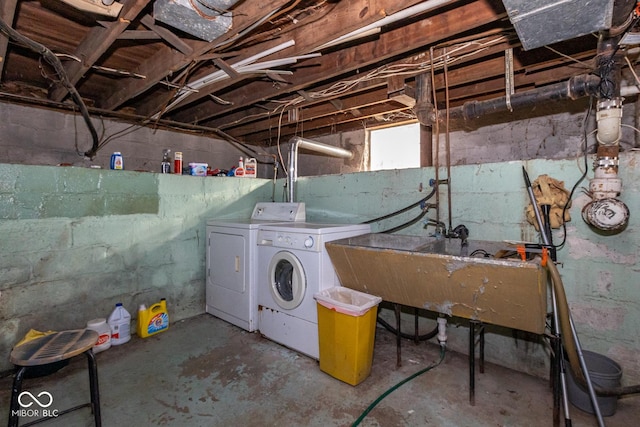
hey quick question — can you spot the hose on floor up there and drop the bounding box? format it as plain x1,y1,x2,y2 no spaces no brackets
546,260,640,397
352,345,446,426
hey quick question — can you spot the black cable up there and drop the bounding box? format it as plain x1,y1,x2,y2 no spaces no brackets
556,97,594,250
362,187,437,224
0,18,100,159
376,315,439,341
380,208,429,234
469,249,492,258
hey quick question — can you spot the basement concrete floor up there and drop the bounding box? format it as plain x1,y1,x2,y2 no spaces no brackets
1,313,638,426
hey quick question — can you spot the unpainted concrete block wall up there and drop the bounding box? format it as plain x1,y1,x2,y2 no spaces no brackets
0,103,254,174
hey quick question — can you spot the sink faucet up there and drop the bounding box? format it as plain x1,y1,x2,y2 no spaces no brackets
449,224,469,256
423,218,447,239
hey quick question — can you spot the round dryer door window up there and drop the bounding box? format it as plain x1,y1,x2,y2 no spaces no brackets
268,251,306,310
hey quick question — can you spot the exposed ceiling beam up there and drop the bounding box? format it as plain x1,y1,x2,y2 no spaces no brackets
139,14,193,56
173,0,504,126
145,0,436,117
98,0,295,111
0,0,18,80
49,0,150,102
228,56,594,142
136,0,435,118
208,33,518,133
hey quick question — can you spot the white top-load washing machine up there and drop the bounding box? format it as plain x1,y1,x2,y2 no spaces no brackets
257,222,371,359
206,202,305,332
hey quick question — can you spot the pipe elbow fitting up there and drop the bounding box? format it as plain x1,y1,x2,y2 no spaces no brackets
596,98,623,145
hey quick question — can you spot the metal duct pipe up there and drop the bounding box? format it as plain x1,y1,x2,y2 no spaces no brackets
287,137,353,202
442,74,601,122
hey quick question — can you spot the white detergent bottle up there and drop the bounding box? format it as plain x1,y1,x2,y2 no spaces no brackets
108,303,132,345
244,158,257,178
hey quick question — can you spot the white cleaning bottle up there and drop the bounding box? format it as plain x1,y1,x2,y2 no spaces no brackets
108,303,132,345
234,156,245,177
244,158,257,178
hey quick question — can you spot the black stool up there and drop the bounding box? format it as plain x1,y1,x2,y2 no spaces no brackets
8,329,101,427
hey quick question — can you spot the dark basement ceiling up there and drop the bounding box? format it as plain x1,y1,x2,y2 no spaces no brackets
0,0,638,152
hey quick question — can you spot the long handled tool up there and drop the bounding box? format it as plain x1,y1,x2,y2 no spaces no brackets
523,167,584,426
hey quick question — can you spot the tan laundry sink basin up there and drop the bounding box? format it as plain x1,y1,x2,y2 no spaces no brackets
325,233,547,334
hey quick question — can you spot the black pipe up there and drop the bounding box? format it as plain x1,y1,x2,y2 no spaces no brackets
363,186,436,224
0,18,100,159
376,314,439,342
444,74,601,123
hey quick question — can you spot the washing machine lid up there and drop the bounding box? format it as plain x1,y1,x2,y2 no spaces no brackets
259,222,370,235
251,202,306,221
206,202,306,227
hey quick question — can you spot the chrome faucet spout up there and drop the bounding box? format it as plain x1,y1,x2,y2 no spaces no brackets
449,224,469,256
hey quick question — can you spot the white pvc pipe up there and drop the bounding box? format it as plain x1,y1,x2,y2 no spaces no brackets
153,40,297,118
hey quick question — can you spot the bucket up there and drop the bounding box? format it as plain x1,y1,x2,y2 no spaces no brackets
86,318,111,353
566,350,622,416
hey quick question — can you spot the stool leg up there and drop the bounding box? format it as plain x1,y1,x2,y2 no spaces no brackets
9,366,27,427
85,350,101,427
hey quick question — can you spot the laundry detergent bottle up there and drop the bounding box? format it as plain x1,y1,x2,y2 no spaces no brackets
108,303,132,345
137,298,169,338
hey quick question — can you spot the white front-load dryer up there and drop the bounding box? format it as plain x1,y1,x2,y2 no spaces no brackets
205,202,305,332
257,222,370,359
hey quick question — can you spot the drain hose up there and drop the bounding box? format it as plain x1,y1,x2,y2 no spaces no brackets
352,345,446,426
546,261,640,397
376,315,439,341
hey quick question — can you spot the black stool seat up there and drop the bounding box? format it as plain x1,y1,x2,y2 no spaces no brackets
8,329,101,427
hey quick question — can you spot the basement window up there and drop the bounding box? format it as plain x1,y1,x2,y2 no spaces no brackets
369,122,420,170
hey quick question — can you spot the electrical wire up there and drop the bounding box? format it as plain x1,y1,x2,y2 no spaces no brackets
555,96,594,250
0,18,100,159
222,34,510,129
352,345,446,427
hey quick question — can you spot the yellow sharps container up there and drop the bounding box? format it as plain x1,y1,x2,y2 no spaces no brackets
314,287,382,386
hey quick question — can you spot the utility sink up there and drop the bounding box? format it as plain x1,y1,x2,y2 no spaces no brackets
325,233,548,334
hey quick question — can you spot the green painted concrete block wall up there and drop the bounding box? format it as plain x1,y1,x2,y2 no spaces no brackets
2,156,639,384
0,164,272,371
299,155,640,383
